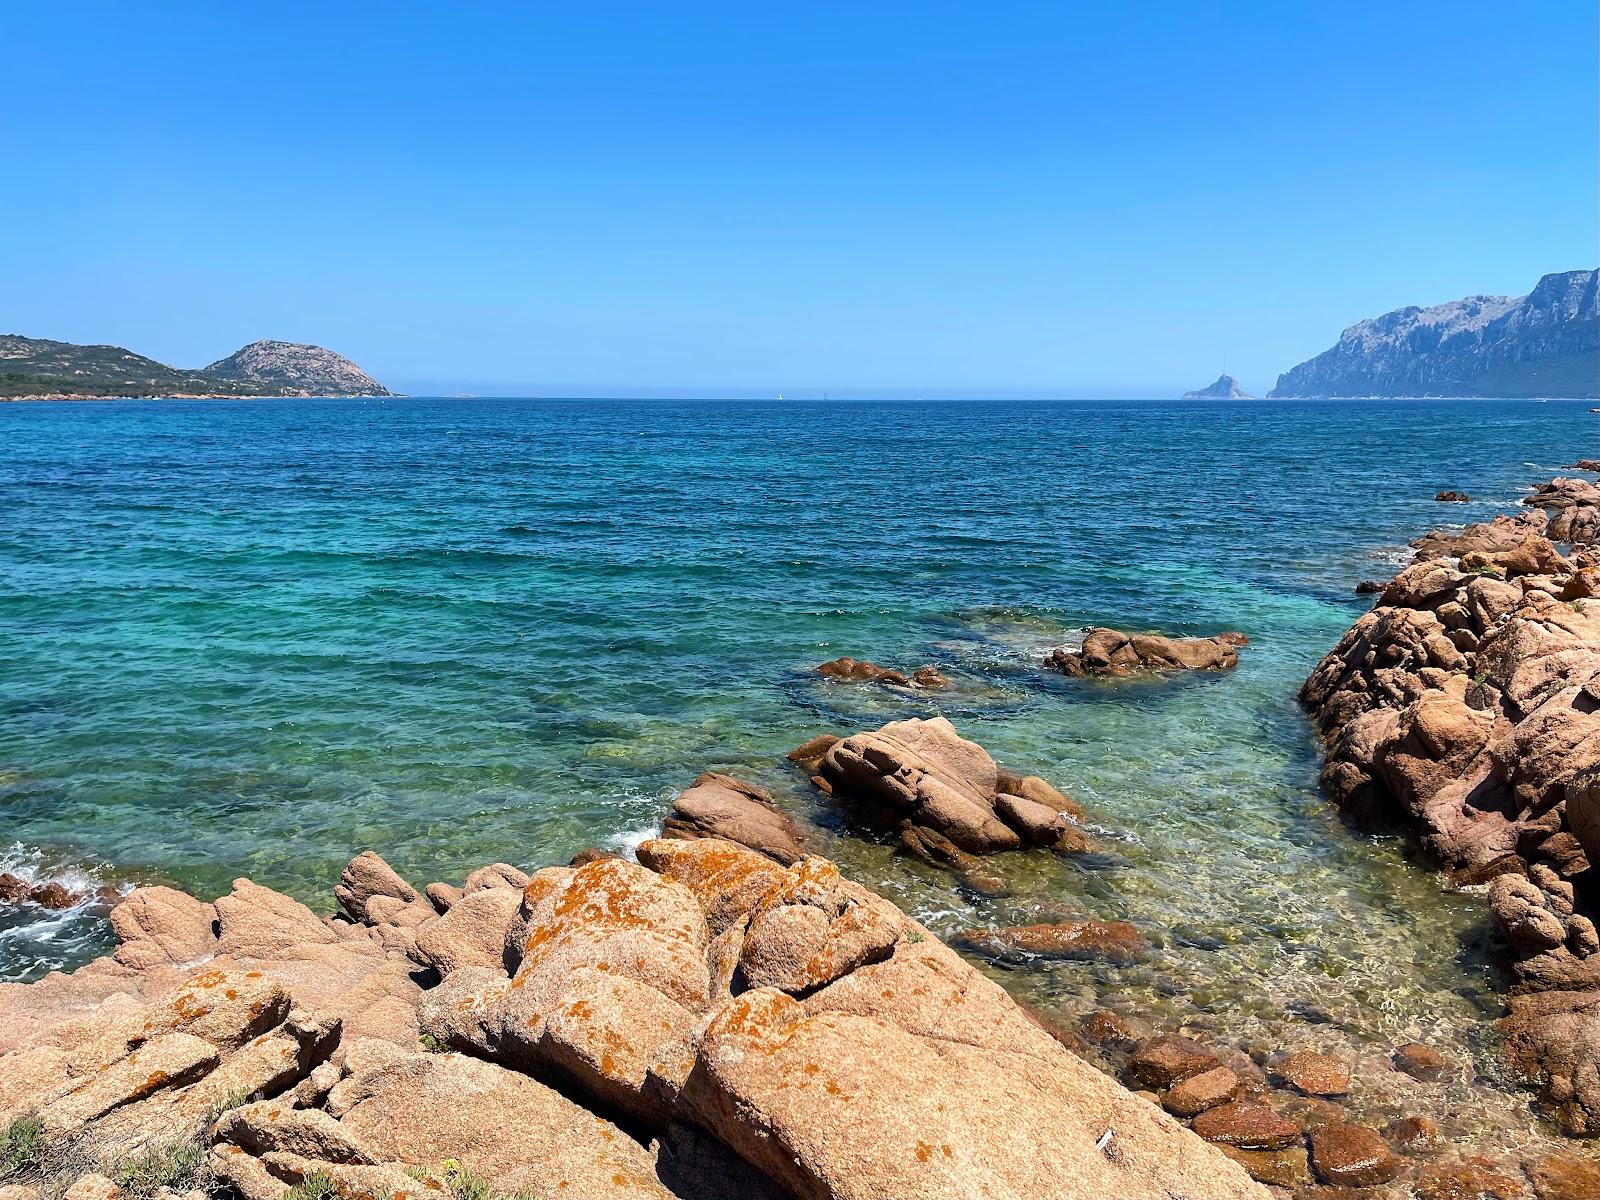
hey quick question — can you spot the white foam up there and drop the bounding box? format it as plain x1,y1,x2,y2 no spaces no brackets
602,824,662,862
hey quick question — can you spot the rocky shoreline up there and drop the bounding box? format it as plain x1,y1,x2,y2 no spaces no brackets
1301,468,1600,1138
0,767,1267,1200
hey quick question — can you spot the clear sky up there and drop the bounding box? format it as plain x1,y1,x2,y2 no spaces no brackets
3,2,1594,397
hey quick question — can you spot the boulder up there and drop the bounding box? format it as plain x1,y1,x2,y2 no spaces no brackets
1436,491,1472,502
411,886,521,976
109,887,219,971
682,986,1263,1200
807,716,1088,858
332,852,418,923
328,1050,673,1197
662,772,807,864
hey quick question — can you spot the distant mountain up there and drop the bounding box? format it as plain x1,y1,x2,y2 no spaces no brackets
1183,374,1252,399
1269,269,1598,398
0,334,392,399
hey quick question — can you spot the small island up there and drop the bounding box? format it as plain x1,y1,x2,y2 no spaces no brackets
1182,374,1253,399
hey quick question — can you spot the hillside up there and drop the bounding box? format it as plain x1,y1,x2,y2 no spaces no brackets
1269,269,1598,398
0,334,392,399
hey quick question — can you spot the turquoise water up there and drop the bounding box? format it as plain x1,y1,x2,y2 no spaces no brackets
2,396,1597,1153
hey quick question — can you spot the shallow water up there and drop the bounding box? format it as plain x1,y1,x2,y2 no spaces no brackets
2,396,1597,1169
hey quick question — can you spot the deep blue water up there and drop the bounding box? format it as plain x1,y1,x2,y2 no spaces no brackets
1,397,1595,1147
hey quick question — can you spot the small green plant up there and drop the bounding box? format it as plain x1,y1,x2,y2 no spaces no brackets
205,1088,255,1127
0,1116,44,1181
113,1139,211,1200
418,1031,444,1052
1471,668,1491,687
283,1170,339,1200
441,1160,494,1200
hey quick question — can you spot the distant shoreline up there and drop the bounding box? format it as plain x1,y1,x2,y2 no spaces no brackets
2,392,1595,404
0,392,403,402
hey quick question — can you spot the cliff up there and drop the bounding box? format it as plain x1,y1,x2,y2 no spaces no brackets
1270,269,1599,398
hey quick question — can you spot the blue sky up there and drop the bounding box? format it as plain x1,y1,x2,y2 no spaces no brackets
3,2,1594,397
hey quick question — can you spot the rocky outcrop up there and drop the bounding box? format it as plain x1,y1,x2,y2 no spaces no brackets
1301,470,1600,1133
1527,477,1600,546
1269,268,1599,398
796,716,1089,861
0,840,1265,1200
200,341,391,398
1046,627,1248,677
1183,374,1253,399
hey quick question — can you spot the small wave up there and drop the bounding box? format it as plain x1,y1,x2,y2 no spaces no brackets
0,843,126,982
602,824,662,861
0,841,114,900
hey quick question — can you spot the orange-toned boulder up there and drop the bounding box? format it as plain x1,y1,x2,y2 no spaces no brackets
662,772,807,864
0,834,1267,1200
805,715,1087,857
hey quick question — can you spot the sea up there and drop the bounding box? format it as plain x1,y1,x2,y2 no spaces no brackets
2,395,1595,1157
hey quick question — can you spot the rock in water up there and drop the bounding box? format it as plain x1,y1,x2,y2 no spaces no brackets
200,339,392,397
1046,627,1247,676
1183,374,1253,399
954,919,1148,965
802,715,1089,856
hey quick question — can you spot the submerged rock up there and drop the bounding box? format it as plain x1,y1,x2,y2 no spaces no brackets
1393,1041,1454,1082
1124,1035,1223,1091
1163,1065,1242,1117
1275,1050,1351,1097
1046,627,1248,677
1307,1121,1401,1186
1191,1101,1304,1151
814,655,950,689
953,919,1148,965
